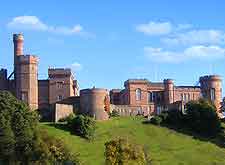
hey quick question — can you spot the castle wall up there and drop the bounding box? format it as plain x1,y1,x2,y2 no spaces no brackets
54,103,74,122
80,88,109,120
38,80,49,109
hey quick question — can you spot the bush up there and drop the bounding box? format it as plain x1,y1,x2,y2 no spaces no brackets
68,115,96,140
58,113,76,123
105,138,151,165
110,110,120,118
186,99,221,136
149,116,162,125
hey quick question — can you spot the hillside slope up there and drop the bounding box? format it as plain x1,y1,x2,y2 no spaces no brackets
40,117,225,165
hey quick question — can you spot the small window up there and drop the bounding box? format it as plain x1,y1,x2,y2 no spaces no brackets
57,82,63,89
148,92,154,103
57,95,63,101
210,88,216,101
188,93,190,101
181,94,183,101
136,88,141,101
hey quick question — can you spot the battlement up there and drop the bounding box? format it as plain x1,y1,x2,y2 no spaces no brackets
17,55,38,64
80,87,108,94
124,79,149,86
164,79,173,84
48,68,72,78
200,75,222,82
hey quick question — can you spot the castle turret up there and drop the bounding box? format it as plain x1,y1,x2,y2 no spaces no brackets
199,75,222,112
80,88,109,120
164,79,174,105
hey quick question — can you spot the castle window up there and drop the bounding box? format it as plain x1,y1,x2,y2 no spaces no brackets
184,94,187,102
188,93,190,101
57,82,63,89
210,88,216,101
57,95,63,101
181,94,183,101
136,88,141,101
148,92,154,103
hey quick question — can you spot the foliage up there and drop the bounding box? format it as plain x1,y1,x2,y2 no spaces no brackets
68,115,96,140
110,110,120,118
58,113,76,123
186,99,221,136
105,138,151,165
149,116,162,125
0,91,79,164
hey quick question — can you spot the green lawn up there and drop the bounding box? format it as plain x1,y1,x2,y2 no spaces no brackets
40,117,225,165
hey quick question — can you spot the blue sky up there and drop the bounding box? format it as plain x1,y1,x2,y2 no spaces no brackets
0,0,224,96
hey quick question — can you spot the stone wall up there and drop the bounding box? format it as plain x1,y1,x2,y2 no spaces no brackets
54,103,74,122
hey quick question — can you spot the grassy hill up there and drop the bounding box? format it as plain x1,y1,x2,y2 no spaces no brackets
40,117,225,165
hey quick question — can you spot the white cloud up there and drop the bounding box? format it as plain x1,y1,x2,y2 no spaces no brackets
7,16,48,31
71,62,82,71
7,16,89,36
162,30,225,45
144,45,225,63
136,21,172,36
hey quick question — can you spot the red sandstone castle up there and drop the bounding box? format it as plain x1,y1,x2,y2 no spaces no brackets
0,34,223,121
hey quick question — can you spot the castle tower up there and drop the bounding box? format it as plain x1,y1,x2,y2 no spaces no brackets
13,34,38,110
199,75,222,112
164,79,174,105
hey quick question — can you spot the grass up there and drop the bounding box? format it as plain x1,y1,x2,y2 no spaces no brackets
40,117,225,165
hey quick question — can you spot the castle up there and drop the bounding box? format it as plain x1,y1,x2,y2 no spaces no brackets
0,34,223,121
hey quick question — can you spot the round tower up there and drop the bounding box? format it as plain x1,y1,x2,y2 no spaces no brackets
13,33,24,57
164,79,174,105
199,75,222,112
80,88,109,120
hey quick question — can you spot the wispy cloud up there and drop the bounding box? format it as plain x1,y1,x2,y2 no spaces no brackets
136,21,172,36
144,45,225,63
162,30,225,45
71,62,82,71
7,16,93,37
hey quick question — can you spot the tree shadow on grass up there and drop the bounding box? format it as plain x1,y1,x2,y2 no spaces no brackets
46,123,71,133
142,121,225,148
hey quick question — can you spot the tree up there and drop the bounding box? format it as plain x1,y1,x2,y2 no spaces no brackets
105,138,151,165
186,99,221,136
0,91,80,164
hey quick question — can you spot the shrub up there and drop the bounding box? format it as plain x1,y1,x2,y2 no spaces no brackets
110,110,120,118
149,116,162,125
68,115,96,140
58,113,76,123
159,112,169,121
186,99,221,136
105,138,151,165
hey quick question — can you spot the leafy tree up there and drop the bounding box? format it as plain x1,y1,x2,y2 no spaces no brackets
68,115,96,140
105,138,151,165
0,91,80,164
186,99,221,136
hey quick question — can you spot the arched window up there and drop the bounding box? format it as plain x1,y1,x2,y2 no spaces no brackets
136,88,141,101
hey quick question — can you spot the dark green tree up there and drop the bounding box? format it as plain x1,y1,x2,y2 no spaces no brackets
186,99,221,136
